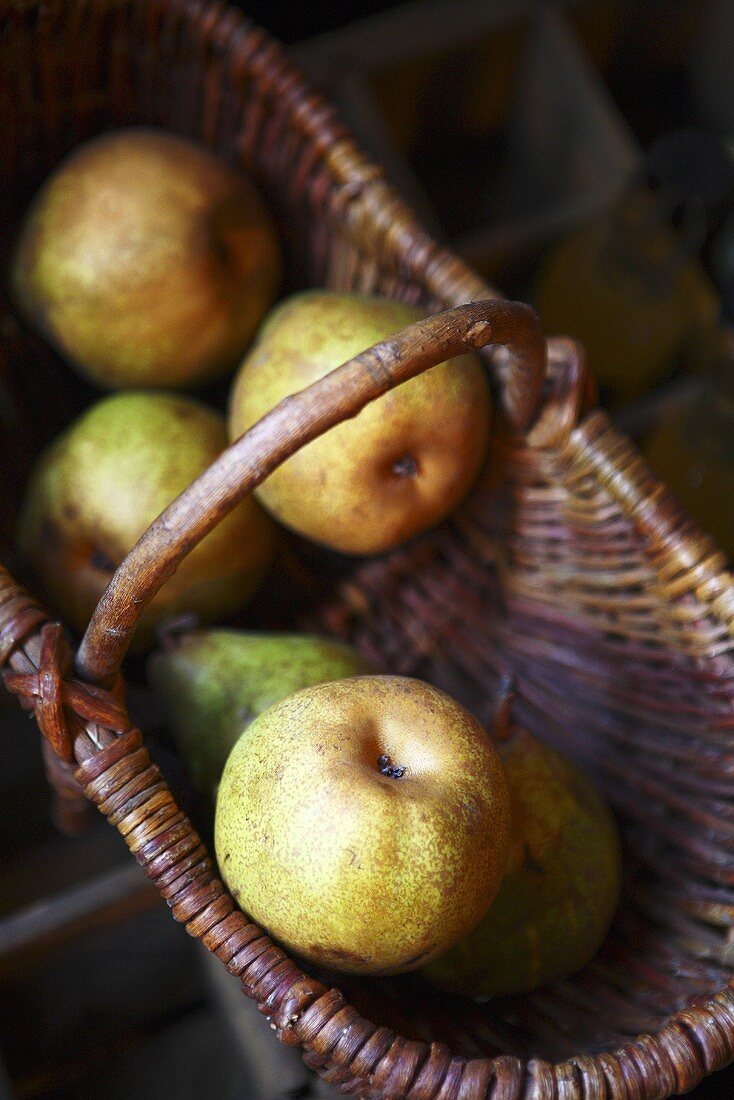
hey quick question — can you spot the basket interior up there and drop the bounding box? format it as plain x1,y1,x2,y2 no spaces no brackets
2,0,734,1071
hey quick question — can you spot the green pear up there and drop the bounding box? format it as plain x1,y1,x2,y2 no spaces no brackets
148,629,373,799
17,391,276,646
228,290,492,555
12,127,280,390
422,725,622,998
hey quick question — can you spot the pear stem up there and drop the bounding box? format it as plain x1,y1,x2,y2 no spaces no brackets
76,299,545,687
377,754,405,778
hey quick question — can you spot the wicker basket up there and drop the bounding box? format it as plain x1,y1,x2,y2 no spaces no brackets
3,2,734,1097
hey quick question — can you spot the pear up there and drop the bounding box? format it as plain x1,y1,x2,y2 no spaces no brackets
12,127,280,390
422,725,622,998
228,290,492,555
17,391,276,646
148,629,374,799
215,675,511,975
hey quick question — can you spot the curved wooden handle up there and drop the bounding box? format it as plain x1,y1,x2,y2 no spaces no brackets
76,299,546,686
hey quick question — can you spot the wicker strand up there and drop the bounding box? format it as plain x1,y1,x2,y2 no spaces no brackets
0,564,47,667
0,566,96,829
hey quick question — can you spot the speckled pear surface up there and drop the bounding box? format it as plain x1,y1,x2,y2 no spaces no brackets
215,675,511,975
12,127,280,390
148,629,373,799
17,391,275,645
423,726,622,998
227,291,492,555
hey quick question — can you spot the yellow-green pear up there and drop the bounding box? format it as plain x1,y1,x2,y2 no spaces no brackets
12,127,280,390
423,725,622,998
148,629,373,800
228,291,491,555
215,675,511,975
17,391,276,645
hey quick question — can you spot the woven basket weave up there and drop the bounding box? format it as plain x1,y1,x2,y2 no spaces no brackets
3,2,734,1097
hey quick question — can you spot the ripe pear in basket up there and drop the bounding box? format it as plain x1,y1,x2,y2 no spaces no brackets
215,674,511,976
12,127,281,391
228,290,493,554
148,627,375,801
423,719,622,999
16,390,276,645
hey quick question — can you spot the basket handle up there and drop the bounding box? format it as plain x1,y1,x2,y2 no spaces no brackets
76,299,545,686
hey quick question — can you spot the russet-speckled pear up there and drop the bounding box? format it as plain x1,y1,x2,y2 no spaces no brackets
423,725,622,997
148,629,373,801
227,291,492,555
17,391,276,645
12,127,280,390
214,675,511,976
